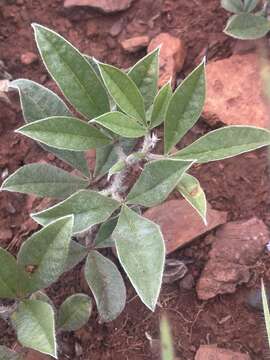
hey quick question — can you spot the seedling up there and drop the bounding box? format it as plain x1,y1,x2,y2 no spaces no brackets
222,0,270,39
1,24,270,358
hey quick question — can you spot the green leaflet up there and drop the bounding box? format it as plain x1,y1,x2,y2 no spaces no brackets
84,251,126,322
224,13,270,39
57,294,92,331
12,300,56,358
262,279,270,350
221,0,244,13
94,217,117,248
150,82,172,129
1,163,89,199
91,111,147,138
16,116,111,151
176,173,207,224
17,216,74,292
11,79,89,177
128,48,159,110
94,138,136,178
112,206,165,311
65,240,88,272
0,346,23,360
171,126,270,163
126,159,193,207
0,248,30,299
31,190,120,234
33,24,110,119
164,59,205,154
99,63,146,123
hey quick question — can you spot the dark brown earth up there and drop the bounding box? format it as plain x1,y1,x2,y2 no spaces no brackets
1,0,270,359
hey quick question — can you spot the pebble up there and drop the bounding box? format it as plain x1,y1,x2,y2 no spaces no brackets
20,52,38,65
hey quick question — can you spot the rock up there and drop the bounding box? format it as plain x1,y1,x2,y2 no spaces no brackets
147,33,186,87
121,36,150,53
144,199,227,254
0,229,13,242
195,345,250,360
110,19,124,37
20,52,38,65
63,0,135,13
203,53,270,128
196,218,269,300
179,273,195,290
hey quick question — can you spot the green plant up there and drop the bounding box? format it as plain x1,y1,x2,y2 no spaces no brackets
222,0,270,39
1,24,270,358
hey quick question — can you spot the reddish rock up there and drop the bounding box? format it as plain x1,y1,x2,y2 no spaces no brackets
196,218,269,300
0,229,13,242
63,0,135,13
121,36,150,53
20,52,38,65
143,199,227,254
203,53,270,128
148,33,186,87
195,345,251,360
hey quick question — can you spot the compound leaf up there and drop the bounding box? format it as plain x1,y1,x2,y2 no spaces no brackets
224,13,270,39
17,216,73,292
33,24,110,119
128,48,159,110
57,294,92,331
176,173,207,224
92,111,147,138
11,299,56,358
150,82,172,129
164,60,205,154
99,63,146,123
112,206,165,311
32,190,120,234
84,251,126,322
1,163,88,199
17,116,111,151
127,159,193,207
172,126,270,163
11,79,89,177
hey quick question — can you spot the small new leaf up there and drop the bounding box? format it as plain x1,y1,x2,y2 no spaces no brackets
150,82,172,129
12,300,56,358
172,126,270,163
127,159,193,207
92,111,147,138
128,48,159,110
16,116,111,151
57,294,92,331
164,59,205,154
112,206,165,311
1,163,89,199
176,173,207,224
99,63,146,123
32,190,120,234
17,216,74,292
84,251,126,322
32,24,110,119
224,13,270,39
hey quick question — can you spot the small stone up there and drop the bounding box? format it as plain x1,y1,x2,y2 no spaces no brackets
144,199,227,254
148,33,186,87
86,20,98,36
195,345,251,360
196,218,269,300
20,52,38,65
0,229,13,242
203,53,270,128
179,273,195,290
110,20,124,37
64,0,135,13
121,36,150,53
